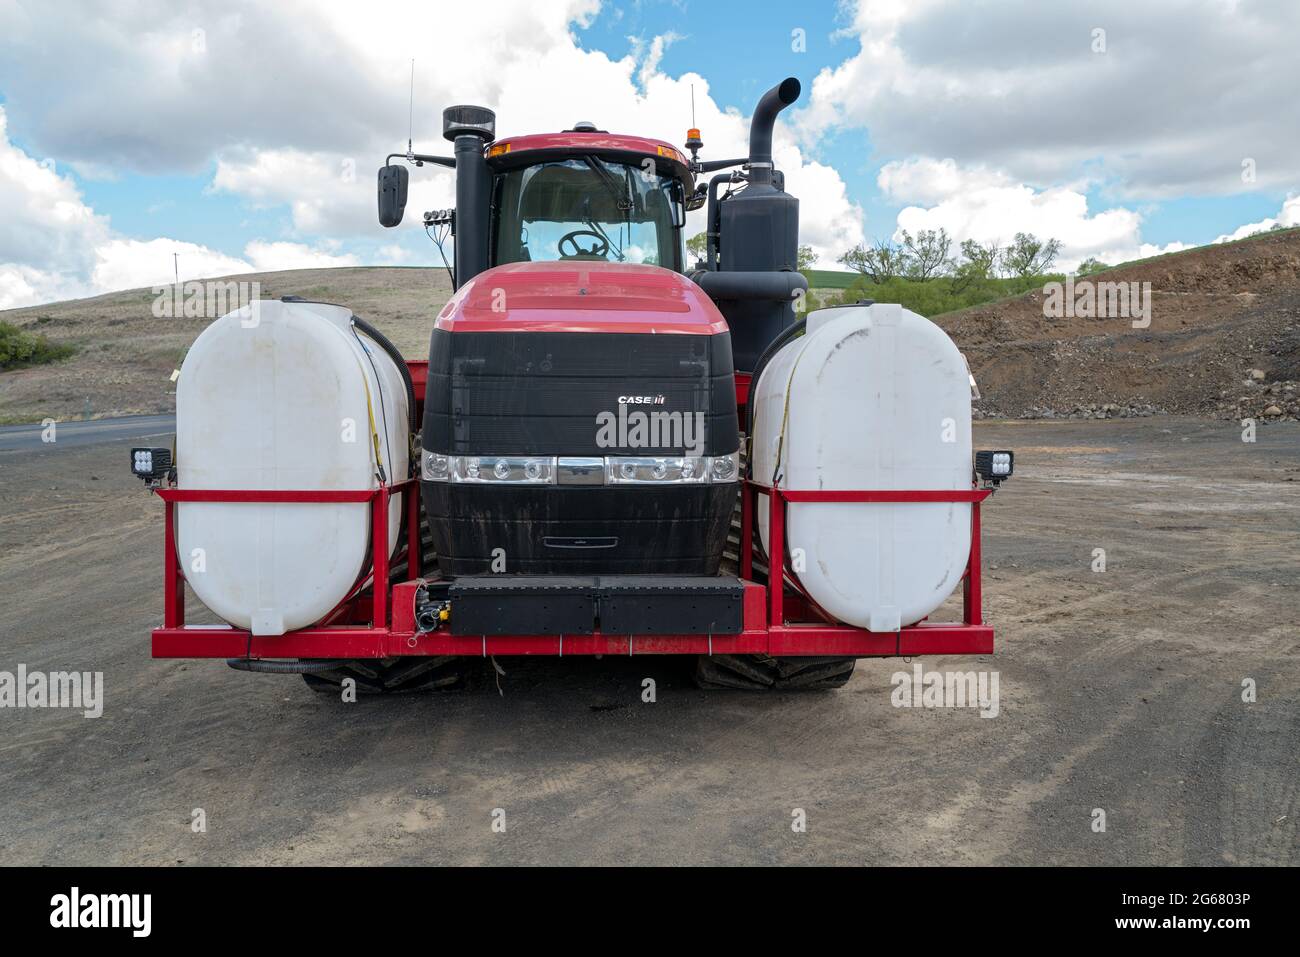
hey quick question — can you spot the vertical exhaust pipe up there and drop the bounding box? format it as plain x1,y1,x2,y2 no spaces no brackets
698,76,804,370
747,77,800,186
443,105,496,287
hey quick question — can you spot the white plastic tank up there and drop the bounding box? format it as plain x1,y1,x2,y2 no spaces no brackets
751,302,972,631
175,300,410,635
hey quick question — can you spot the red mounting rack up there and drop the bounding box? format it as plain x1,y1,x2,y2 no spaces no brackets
153,479,421,657
738,481,992,657
150,475,993,661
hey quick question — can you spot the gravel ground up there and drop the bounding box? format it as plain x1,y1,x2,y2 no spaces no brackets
0,417,1296,865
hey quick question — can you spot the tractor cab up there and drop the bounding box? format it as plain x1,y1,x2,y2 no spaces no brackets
484,132,694,272
376,81,804,370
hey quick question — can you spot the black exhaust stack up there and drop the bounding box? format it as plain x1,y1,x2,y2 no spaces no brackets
692,78,805,371
444,105,496,287
746,76,800,187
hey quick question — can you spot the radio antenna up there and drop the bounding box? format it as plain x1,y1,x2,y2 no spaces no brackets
407,59,415,158
690,84,696,127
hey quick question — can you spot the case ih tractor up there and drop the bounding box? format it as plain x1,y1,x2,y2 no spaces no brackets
139,77,1012,692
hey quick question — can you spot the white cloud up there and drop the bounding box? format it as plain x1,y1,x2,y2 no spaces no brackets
208,30,863,257
803,0,1300,197
211,149,358,234
878,159,1014,208
879,157,1184,270
91,238,251,293
0,267,38,309
0,0,601,173
244,241,358,271
780,155,865,263
212,147,455,238
0,107,108,294
0,102,371,305
84,238,363,294
633,31,685,89
1214,195,1300,243
0,264,84,311
0,1,865,264
376,244,414,265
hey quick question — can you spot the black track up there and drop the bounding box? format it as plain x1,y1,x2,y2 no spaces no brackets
693,654,856,691
301,657,472,694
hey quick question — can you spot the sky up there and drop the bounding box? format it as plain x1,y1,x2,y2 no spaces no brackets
1,0,1298,309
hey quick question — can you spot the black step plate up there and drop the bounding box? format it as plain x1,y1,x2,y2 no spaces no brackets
598,575,744,635
446,575,744,636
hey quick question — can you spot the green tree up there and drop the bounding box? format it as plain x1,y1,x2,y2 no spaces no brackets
1075,256,1109,276
796,244,818,271
686,232,708,263
1002,232,1063,277
837,239,911,283
899,228,954,281
950,238,1001,292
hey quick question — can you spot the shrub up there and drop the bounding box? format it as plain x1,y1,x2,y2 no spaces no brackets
0,320,76,370
834,273,1064,317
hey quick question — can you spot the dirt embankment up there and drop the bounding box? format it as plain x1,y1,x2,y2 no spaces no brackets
939,228,1300,422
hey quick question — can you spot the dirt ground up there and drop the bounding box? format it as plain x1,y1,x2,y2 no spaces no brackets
0,416,1295,865
945,227,1300,421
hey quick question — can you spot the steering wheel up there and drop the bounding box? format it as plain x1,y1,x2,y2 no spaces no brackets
558,229,610,260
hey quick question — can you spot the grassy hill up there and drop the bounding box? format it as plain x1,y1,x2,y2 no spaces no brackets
803,268,859,290
2,229,1298,423
0,267,453,424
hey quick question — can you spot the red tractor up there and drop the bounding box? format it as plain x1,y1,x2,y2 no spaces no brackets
142,78,1009,692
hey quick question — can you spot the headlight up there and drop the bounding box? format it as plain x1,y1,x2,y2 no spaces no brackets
421,451,450,481
422,454,556,484
454,455,555,484
605,456,709,484
422,452,740,485
708,451,739,483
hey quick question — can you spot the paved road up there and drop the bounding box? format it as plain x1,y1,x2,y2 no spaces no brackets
0,414,175,452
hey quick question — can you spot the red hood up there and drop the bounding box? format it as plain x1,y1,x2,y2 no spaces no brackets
435,262,729,335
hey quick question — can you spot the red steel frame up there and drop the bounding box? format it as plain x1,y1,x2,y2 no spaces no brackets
151,360,994,661
150,479,992,660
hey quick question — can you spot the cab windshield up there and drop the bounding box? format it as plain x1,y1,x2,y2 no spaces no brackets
493,156,684,270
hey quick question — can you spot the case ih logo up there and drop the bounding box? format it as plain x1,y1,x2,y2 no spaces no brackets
618,395,666,405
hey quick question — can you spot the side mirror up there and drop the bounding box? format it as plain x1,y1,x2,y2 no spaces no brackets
669,180,687,228
377,164,409,227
